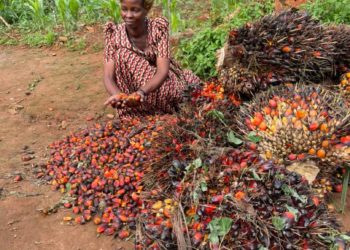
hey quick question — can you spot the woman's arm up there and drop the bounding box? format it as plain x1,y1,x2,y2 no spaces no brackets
103,61,120,95
139,57,170,94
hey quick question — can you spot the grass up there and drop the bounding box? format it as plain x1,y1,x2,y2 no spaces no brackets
21,30,56,47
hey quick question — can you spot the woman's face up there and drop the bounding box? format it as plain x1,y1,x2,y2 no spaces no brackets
120,0,147,28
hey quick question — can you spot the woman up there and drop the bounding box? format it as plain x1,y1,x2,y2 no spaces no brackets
103,0,201,117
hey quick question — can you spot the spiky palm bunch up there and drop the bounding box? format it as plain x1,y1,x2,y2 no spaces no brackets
220,10,350,97
237,85,350,174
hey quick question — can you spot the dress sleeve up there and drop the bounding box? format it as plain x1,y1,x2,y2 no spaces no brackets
153,17,170,59
104,22,117,63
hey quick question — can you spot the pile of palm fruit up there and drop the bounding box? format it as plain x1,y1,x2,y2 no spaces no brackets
35,9,350,250
135,83,348,249
219,9,350,98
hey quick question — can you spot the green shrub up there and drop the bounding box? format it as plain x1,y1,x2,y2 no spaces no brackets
303,0,350,24
176,27,227,79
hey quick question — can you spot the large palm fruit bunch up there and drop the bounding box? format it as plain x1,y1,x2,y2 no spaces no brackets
236,84,350,175
328,25,350,73
222,9,339,97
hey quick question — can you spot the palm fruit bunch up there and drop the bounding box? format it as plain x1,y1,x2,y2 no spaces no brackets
35,115,173,238
236,84,350,176
219,64,297,98
328,25,350,73
222,10,338,97
339,72,350,99
141,146,347,249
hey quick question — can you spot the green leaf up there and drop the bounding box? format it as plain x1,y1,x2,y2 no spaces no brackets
251,169,261,181
272,216,286,231
193,158,202,169
208,217,233,244
247,131,261,143
227,131,243,146
65,183,71,192
200,181,208,192
207,109,225,120
282,184,307,204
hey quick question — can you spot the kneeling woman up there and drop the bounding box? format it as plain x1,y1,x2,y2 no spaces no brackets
103,0,200,117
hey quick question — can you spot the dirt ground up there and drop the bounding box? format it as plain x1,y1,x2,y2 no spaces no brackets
0,43,132,250
0,36,349,249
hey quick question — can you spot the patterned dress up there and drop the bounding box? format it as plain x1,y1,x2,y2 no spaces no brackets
104,17,201,117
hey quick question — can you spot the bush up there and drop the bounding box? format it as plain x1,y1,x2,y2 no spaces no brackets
176,0,274,80
303,0,350,24
176,27,227,79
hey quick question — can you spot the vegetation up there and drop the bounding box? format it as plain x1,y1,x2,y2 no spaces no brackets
0,0,349,78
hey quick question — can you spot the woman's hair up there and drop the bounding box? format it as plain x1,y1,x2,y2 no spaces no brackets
143,0,154,11
120,0,154,11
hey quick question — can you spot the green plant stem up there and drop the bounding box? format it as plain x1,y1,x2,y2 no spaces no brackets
340,166,349,213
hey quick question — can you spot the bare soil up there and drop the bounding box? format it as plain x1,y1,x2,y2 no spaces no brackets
0,34,349,250
0,44,132,250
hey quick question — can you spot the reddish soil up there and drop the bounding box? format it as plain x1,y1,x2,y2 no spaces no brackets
0,32,349,250
0,43,132,249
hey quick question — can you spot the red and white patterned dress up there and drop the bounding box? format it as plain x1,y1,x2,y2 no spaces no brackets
104,17,201,117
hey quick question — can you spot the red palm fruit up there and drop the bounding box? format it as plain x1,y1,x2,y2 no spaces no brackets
72,206,79,214
312,196,320,206
104,227,116,236
211,195,224,204
118,230,130,239
203,205,216,215
333,184,342,193
269,99,277,108
63,203,72,208
341,136,350,144
118,214,128,222
192,232,204,246
309,123,319,131
96,225,107,234
288,154,297,161
75,216,85,225
283,212,295,221
248,142,257,151
13,175,22,182
131,192,139,202
297,154,305,160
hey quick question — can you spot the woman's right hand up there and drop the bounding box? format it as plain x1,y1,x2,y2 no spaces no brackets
104,93,127,108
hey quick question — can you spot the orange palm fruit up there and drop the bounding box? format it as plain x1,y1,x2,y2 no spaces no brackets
321,140,329,148
296,110,306,119
320,123,329,132
317,149,326,158
282,46,292,53
308,148,316,155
